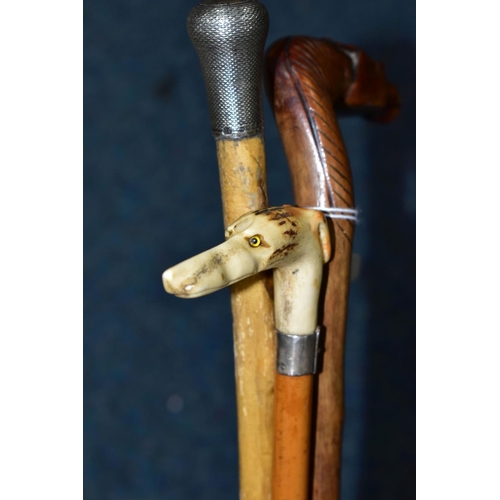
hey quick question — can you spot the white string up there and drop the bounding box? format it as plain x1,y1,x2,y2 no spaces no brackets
302,206,359,222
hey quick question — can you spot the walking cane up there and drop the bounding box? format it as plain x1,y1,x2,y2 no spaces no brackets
164,3,400,498
265,36,400,500
187,2,275,499
163,205,331,500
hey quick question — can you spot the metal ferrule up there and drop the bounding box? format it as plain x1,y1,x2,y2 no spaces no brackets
276,328,321,377
187,0,269,140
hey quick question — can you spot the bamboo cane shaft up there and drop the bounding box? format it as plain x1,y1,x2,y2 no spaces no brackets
216,136,275,500
272,373,314,500
216,138,269,227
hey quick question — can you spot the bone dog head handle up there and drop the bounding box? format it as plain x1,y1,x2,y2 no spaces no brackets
163,205,330,500
163,205,331,335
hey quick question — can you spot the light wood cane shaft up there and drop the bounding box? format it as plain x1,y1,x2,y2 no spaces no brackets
272,373,314,500
216,136,275,500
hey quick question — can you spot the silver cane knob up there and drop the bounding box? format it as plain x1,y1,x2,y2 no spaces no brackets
187,0,269,139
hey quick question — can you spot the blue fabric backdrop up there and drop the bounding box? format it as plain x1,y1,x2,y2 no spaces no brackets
84,0,415,498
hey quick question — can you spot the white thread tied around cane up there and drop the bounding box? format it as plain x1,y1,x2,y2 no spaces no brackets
302,206,359,223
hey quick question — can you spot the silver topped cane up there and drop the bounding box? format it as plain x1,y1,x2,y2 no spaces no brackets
187,2,275,500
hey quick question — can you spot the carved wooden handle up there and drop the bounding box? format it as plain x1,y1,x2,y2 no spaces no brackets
265,36,400,500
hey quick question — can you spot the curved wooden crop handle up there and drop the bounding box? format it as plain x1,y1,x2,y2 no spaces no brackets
265,36,399,500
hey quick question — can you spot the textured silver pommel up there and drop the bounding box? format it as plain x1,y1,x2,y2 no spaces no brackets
187,0,269,140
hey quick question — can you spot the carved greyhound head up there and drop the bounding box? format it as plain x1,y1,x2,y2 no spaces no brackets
163,205,331,334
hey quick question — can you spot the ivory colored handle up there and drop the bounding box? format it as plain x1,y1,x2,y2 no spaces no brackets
162,203,329,500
